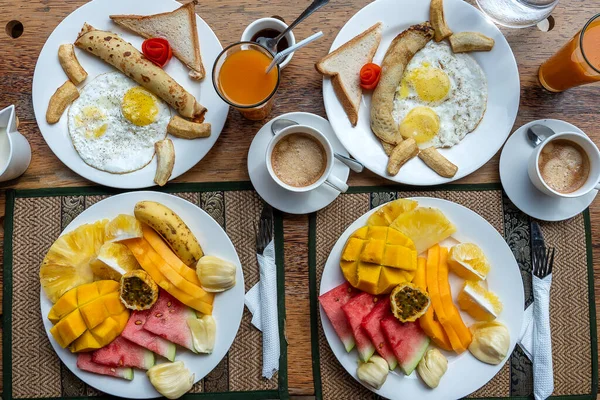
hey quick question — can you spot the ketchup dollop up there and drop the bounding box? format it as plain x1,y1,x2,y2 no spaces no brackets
142,38,173,68
360,63,382,90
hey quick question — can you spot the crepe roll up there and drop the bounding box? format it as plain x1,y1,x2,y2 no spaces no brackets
74,23,206,120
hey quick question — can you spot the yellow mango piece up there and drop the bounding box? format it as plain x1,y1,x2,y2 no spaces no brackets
51,309,87,348
69,330,102,352
342,237,365,262
79,297,109,329
382,245,417,271
340,260,359,287
367,226,388,241
386,229,416,250
77,283,100,307
356,262,381,294
90,316,119,343
350,226,368,239
360,239,385,264
48,287,78,324
102,292,126,315
96,280,120,295
142,225,201,286
378,267,409,294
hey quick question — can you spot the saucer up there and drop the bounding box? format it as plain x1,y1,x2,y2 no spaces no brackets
499,119,597,222
248,112,350,214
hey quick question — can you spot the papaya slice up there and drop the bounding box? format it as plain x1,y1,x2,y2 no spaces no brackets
427,245,465,353
438,247,472,350
416,257,452,351
142,225,201,285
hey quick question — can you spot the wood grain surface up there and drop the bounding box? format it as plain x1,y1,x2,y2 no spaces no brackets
1,0,599,397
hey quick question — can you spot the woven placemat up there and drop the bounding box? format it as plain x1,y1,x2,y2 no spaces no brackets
308,184,597,400
2,182,289,400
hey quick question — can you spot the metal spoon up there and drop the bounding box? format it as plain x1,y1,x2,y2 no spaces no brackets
256,0,329,54
526,124,556,147
271,118,364,173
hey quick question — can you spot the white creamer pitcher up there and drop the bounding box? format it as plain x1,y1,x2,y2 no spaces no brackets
0,105,31,182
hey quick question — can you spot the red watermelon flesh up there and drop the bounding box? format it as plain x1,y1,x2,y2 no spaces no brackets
122,309,177,361
77,352,133,380
143,290,196,352
361,298,398,370
319,282,359,352
380,316,430,376
342,292,378,362
92,336,155,370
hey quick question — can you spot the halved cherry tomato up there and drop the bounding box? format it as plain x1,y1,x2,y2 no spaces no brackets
360,63,382,90
142,38,173,68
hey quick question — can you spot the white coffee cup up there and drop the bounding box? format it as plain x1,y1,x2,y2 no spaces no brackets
241,17,296,69
265,125,348,193
0,105,31,183
528,131,600,198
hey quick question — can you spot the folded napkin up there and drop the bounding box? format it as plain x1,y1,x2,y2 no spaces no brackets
518,274,554,400
244,240,280,379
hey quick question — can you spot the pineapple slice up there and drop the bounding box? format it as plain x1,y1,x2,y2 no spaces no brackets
457,281,502,321
448,243,490,281
90,242,140,281
40,220,109,303
367,199,418,227
106,214,143,242
390,208,456,254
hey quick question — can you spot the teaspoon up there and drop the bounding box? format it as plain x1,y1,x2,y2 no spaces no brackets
526,124,556,147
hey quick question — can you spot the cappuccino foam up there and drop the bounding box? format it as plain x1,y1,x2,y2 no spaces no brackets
538,139,590,194
271,133,327,187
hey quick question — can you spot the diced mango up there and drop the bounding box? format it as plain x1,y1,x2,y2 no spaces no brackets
356,261,381,294
48,288,78,324
378,267,409,294
340,261,359,287
69,331,102,352
342,238,365,262
79,297,109,329
51,309,87,348
102,292,126,316
90,316,119,343
367,226,388,241
386,229,416,250
351,226,368,240
96,280,120,295
77,283,100,307
360,239,385,264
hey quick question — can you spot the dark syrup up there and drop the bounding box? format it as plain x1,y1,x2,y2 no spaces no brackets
251,28,289,53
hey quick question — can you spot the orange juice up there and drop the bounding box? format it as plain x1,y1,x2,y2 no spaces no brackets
218,49,278,106
539,16,600,92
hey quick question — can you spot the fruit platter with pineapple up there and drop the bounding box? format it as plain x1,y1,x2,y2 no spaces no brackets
39,191,244,399
319,198,524,400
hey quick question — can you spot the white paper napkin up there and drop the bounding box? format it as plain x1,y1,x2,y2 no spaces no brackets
244,240,280,379
518,274,554,400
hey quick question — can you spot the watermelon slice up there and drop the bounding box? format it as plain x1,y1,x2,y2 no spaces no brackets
122,309,177,361
143,290,196,352
77,353,133,380
380,316,430,375
92,336,155,370
342,292,378,362
361,298,398,370
319,282,359,352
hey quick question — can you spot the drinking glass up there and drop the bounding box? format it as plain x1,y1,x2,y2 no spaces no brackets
476,0,559,28
538,13,600,92
212,42,280,121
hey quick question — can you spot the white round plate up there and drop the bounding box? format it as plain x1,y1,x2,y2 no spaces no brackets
40,191,244,399
248,112,350,214
32,0,228,189
500,119,597,221
322,0,520,185
320,198,524,400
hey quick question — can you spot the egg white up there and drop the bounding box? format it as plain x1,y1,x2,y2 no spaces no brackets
392,41,487,148
68,72,171,174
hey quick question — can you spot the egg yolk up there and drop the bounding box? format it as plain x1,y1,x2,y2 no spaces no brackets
122,86,159,126
399,106,440,144
405,66,450,102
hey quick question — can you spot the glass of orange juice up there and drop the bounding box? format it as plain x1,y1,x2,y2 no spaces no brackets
213,42,280,120
539,13,600,92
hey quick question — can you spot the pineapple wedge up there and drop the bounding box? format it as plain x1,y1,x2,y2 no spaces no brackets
106,214,143,242
390,207,456,254
367,199,418,227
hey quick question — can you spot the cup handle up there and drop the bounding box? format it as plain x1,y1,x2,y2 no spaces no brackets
325,174,348,193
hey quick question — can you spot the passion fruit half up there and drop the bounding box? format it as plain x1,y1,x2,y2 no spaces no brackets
390,282,431,322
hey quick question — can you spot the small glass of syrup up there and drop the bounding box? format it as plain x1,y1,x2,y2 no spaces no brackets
251,28,289,53
241,17,296,69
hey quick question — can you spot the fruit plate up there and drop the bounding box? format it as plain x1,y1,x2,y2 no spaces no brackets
321,0,520,186
319,197,524,400
39,191,245,399
32,0,228,189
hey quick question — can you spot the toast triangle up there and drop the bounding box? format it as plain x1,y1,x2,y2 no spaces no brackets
316,22,383,126
110,2,205,80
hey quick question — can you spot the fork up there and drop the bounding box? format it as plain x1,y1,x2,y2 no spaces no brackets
531,245,555,400
256,203,274,255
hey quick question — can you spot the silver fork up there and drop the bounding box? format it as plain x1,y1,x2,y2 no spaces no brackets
532,246,555,279
256,203,274,255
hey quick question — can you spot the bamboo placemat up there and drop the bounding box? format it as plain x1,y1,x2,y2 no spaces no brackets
309,184,597,400
2,182,289,400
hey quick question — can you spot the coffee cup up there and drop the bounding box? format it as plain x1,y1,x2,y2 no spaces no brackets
265,125,348,193
528,131,600,198
0,105,31,183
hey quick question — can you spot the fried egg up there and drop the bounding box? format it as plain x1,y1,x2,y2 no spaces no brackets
68,72,171,173
392,41,487,149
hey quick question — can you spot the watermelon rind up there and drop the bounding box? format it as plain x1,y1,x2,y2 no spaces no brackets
319,282,358,352
361,298,398,370
381,316,430,376
77,353,133,380
342,292,378,362
92,336,155,370
122,309,177,361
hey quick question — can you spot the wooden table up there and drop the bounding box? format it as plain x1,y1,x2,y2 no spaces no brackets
1,0,599,397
